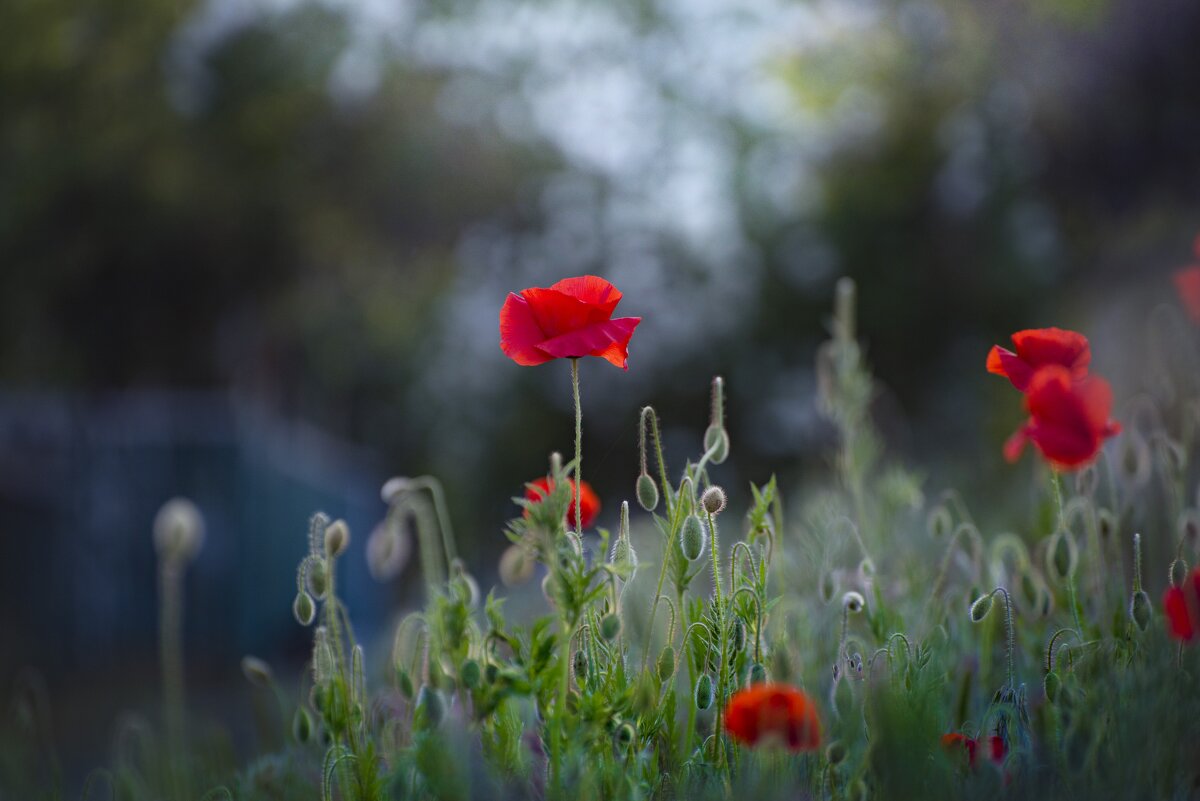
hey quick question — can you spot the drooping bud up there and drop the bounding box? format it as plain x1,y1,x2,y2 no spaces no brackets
694,674,714,710
1043,671,1061,703
969,593,994,622
826,740,847,765
153,498,205,562
573,650,590,684
1170,557,1189,588
680,515,707,561
927,504,953,539
600,613,622,641
847,779,869,801
705,376,730,465
312,626,334,685
730,618,747,652
701,486,727,516
636,473,659,512
324,519,350,557
241,656,274,689
396,668,415,700
1129,590,1152,632
842,591,865,614
308,558,329,599
657,646,676,681
1047,528,1078,583
367,520,411,582
616,721,636,747
460,658,482,689
450,559,480,607
749,662,768,686
1179,509,1200,552
1097,509,1117,541
381,476,413,504
292,707,313,743
499,545,535,587
820,571,837,603
414,686,445,729
293,591,316,626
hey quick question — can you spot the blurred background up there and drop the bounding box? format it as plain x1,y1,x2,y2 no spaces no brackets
2,0,1198,786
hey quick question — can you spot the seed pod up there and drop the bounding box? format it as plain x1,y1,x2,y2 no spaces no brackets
241,656,274,689
460,658,482,689
324,520,350,557
701,486,727,516
843,591,865,613
636,473,659,512
704,425,730,464
1043,671,1061,704
600,613,622,641
694,674,714,710
826,740,847,765
1129,590,1152,632
657,646,676,682
292,707,313,743
969,593,994,622
749,663,767,686
415,686,444,729
616,722,636,747
680,515,707,561
730,618,747,652
293,592,316,626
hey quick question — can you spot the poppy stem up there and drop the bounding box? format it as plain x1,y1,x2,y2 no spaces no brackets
571,358,582,541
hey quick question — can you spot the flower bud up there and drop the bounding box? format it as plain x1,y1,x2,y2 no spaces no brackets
396,668,415,700
324,520,350,557
293,592,316,626
499,545,535,587
637,473,659,513
657,646,676,682
701,486,727,516
694,674,714,710
1179,509,1200,551
820,571,837,603
826,740,847,765
749,662,768,685
730,618,747,652
153,498,205,562
616,721,636,747
1170,557,1189,588
573,650,590,684
415,686,444,729
308,558,329,599
680,515,707,561
703,425,730,465
1043,670,1061,703
600,613,622,641
312,627,334,685
927,504,952,539
1097,509,1117,541
367,521,410,581
293,707,313,743
969,593,994,622
1129,590,1152,632
381,476,413,504
1047,529,1078,582
842,591,865,613
241,656,274,689
460,658,482,689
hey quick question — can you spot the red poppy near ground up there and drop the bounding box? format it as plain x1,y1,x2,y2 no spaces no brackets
941,732,1007,770
499,276,642,369
987,328,1091,392
1173,266,1200,326
1003,366,1121,470
525,477,601,530
723,683,821,752
1163,566,1200,643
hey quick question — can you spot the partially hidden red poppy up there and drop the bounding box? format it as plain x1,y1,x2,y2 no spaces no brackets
1163,566,1200,643
525,477,600,530
1173,266,1200,326
723,683,821,752
1003,366,1121,470
941,732,1007,770
499,276,642,369
987,328,1091,392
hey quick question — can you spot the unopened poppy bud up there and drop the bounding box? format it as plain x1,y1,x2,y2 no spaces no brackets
542,574,557,608
616,721,636,747
826,740,847,765
858,559,876,582
293,592,316,626
308,558,329,598
414,686,444,729
637,473,659,512
293,707,313,743
312,627,334,685
680,515,707,561
460,658,481,689
730,618,747,652
1178,510,1200,551
450,560,480,608
380,476,413,504
927,504,952,539
701,486,727,515
573,650,590,683
153,498,205,562
1075,465,1099,497
324,520,350,557
367,521,410,581
820,571,837,603
600,613,622,641
484,662,499,685
1170,557,1189,588
396,668,415,699
1044,670,1061,703
694,674,714,710
969,593,994,622
499,545,534,587
843,591,865,613
657,646,676,681
549,451,563,476
749,662,768,685
1048,529,1077,582
1129,590,1152,631
1097,509,1117,541
241,656,274,688
704,425,730,465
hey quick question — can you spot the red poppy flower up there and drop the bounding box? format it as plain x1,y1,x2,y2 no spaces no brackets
987,328,1091,392
499,276,642,369
1003,366,1121,470
723,683,821,752
1173,266,1200,326
941,732,1007,770
525,477,600,530
1163,566,1200,643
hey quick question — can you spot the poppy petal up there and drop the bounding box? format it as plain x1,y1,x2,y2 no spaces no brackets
1003,426,1030,463
536,317,642,368
1163,585,1195,641
1173,266,1200,326
1012,328,1091,378
549,275,623,317
499,293,553,366
521,288,610,340
987,346,1033,391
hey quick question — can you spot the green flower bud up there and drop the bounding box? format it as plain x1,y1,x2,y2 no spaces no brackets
704,425,730,465
396,668,415,700
657,646,676,682
1170,557,1189,588
749,662,768,686
293,592,316,626
292,707,313,743
573,650,590,684
969,593,994,622
730,618,747,652
637,473,659,512
1043,671,1061,704
460,658,482,689
308,558,329,599
1129,590,1152,632
484,662,500,685
826,739,847,765
600,613,622,641
616,722,636,747
680,515,707,561
324,520,350,558
843,591,865,613
820,571,837,603
848,778,869,801
694,674,714,710
241,656,274,689
701,486,727,516
1048,529,1078,582
415,686,444,729
927,504,952,539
